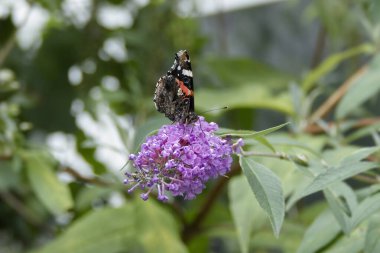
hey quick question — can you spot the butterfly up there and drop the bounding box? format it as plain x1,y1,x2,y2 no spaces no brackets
153,50,198,124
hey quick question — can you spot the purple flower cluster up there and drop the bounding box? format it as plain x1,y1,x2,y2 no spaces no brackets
124,117,241,201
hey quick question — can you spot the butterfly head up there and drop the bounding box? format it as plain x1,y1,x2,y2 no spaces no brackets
168,50,193,80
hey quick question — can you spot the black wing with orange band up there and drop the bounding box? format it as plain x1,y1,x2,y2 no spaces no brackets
153,50,198,124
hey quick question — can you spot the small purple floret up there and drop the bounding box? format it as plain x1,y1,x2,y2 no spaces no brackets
232,138,245,154
140,193,149,201
124,117,241,201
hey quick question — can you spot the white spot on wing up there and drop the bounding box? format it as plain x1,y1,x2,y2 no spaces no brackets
182,69,193,77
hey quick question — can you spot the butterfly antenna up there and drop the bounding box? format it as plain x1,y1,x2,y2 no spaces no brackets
119,160,130,171
200,106,228,114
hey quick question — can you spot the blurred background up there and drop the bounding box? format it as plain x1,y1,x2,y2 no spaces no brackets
1,0,380,252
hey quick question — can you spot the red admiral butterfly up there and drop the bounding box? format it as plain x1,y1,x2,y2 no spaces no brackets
153,50,198,124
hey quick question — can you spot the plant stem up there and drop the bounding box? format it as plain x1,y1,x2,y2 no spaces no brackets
353,174,380,184
305,117,380,134
242,150,289,159
308,65,368,124
62,167,111,186
310,25,326,69
181,164,241,243
0,191,41,226
0,1,33,67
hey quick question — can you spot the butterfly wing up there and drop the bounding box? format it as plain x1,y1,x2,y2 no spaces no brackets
153,75,177,122
168,50,197,123
168,50,194,111
154,50,198,124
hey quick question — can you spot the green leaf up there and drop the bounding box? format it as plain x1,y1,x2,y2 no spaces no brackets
365,214,380,253
256,157,301,197
132,116,169,150
0,160,20,190
248,220,304,253
324,225,365,253
203,57,293,88
322,146,359,166
336,53,380,119
216,128,255,137
76,130,107,175
134,200,188,253
75,187,113,212
324,188,352,233
228,175,266,253
297,209,340,253
267,134,325,157
286,159,328,209
302,162,379,197
351,193,380,229
345,121,380,143
330,182,358,212
341,146,380,165
216,122,289,138
23,152,73,215
254,136,276,152
108,112,130,150
302,43,374,91
239,156,285,237
356,184,380,200
369,0,380,23
33,201,188,253
197,85,294,116
286,177,313,210
32,205,136,253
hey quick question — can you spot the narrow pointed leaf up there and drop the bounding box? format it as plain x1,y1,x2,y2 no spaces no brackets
228,175,266,253
132,117,169,150
33,201,187,253
239,156,285,237
302,44,374,92
197,85,294,115
217,122,289,138
341,146,380,165
365,214,380,253
32,206,136,253
351,193,380,229
135,201,188,253
324,227,365,253
302,162,378,197
297,210,340,253
346,121,380,143
336,53,380,119
324,189,351,233
24,153,73,215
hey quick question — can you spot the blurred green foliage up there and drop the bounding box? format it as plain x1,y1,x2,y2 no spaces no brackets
1,0,380,253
